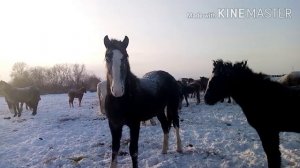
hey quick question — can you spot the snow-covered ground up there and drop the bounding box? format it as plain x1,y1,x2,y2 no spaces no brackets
0,92,299,168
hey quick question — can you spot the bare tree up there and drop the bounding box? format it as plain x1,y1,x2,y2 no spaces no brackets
29,66,47,89
10,62,30,87
8,62,99,93
72,64,87,88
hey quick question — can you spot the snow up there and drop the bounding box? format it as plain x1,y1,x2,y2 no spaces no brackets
1,93,299,168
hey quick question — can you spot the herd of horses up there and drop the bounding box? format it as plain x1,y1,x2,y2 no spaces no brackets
1,35,300,168
0,81,88,117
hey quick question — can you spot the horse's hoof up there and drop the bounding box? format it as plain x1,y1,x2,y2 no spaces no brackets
176,149,183,153
161,150,167,154
32,113,37,116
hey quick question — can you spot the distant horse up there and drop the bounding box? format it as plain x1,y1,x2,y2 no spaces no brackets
97,81,107,115
68,87,86,107
0,81,41,117
104,35,182,168
199,76,209,92
204,60,300,168
278,71,300,86
178,79,201,106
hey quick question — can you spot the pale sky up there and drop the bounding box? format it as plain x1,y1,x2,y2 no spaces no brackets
0,0,299,81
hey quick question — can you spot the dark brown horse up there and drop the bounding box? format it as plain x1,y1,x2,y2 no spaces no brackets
0,81,41,117
104,35,182,168
68,87,86,107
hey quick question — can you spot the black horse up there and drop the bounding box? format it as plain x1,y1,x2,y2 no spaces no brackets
204,60,300,168
103,35,182,168
178,80,200,107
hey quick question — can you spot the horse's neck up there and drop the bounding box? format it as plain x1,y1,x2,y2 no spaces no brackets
106,71,138,97
230,75,261,105
3,85,15,95
125,72,138,95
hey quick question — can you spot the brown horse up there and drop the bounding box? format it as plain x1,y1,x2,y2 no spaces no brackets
68,87,87,107
0,81,41,117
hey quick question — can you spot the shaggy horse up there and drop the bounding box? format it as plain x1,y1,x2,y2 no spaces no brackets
97,81,107,115
0,81,41,117
104,35,182,168
68,87,86,108
204,60,300,168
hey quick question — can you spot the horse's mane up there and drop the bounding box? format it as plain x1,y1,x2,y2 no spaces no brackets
213,59,268,82
107,39,127,52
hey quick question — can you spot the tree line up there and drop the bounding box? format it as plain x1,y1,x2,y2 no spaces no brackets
7,62,101,94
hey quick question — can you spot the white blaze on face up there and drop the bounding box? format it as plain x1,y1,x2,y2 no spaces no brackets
111,49,125,97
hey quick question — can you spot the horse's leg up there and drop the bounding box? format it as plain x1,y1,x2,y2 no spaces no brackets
109,121,122,168
17,107,22,117
168,103,183,153
32,102,38,115
227,97,231,103
184,94,189,107
157,111,170,154
256,129,281,168
11,103,21,117
196,90,200,105
79,97,82,107
128,122,140,168
13,104,18,117
69,97,73,108
19,102,24,112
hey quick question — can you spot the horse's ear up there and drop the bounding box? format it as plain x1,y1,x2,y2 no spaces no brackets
243,60,248,67
104,35,111,48
213,60,216,67
122,36,129,48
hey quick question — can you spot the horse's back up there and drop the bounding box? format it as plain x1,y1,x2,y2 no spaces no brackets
142,70,180,101
143,71,179,91
15,86,40,102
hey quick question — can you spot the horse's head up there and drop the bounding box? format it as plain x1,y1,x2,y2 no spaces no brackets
104,35,129,97
80,87,87,93
204,60,247,105
0,80,10,91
